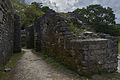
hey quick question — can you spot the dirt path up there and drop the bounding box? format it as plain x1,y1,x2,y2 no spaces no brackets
13,49,78,80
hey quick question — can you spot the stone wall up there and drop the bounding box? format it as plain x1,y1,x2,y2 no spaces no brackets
99,33,118,59
21,30,26,47
70,39,118,74
0,0,14,69
25,26,34,49
34,11,118,75
13,14,21,53
34,18,42,51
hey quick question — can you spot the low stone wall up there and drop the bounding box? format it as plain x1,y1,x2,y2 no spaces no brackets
34,11,118,75
70,39,118,74
13,14,21,53
0,0,14,69
99,34,118,58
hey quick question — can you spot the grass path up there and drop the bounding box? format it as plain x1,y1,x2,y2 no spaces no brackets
12,49,79,80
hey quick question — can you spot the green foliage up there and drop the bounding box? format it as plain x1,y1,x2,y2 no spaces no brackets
31,2,43,8
93,25,120,36
69,23,78,31
74,4,116,25
23,2,44,27
118,36,120,54
68,23,86,39
73,4,119,36
10,0,26,29
10,0,48,29
41,6,51,13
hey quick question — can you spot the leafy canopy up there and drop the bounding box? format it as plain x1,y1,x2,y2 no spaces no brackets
73,4,120,36
23,2,44,27
74,4,116,25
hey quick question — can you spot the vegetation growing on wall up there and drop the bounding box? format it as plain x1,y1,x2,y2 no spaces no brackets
22,2,45,28
10,0,52,29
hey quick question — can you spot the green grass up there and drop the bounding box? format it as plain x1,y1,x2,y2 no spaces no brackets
0,52,24,80
119,42,120,54
118,36,120,54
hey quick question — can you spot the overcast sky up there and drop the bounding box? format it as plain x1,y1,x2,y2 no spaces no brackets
25,0,120,23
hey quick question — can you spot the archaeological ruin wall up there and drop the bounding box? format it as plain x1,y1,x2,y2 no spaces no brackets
34,11,118,75
0,0,21,69
0,0,14,68
25,26,34,49
21,30,26,47
13,14,21,53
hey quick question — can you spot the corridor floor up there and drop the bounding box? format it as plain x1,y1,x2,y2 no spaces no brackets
13,49,77,80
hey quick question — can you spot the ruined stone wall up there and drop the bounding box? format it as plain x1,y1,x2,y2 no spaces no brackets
34,11,118,75
21,30,26,47
34,18,42,51
13,14,21,53
70,39,118,74
25,26,34,49
99,34,118,59
0,0,14,68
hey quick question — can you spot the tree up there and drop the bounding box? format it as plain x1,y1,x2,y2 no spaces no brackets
73,4,119,36
23,2,44,27
11,0,53,29
31,2,43,8
10,0,28,29
74,4,116,25
41,6,51,13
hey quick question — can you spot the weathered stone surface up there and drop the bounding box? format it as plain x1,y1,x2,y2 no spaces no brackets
25,26,34,49
34,10,118,75
0,0,20,69
13,14,21,53
71,39,118,74
21,30,26,47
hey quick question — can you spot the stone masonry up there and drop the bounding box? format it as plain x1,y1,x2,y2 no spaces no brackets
0,0,21,69
34,10,118,75
25,26,34,49
70,39,118,74
21,30,26,47
0,0,14,69
13,14,21,53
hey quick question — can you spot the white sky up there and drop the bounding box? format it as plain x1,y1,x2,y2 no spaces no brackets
25,0,120,23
